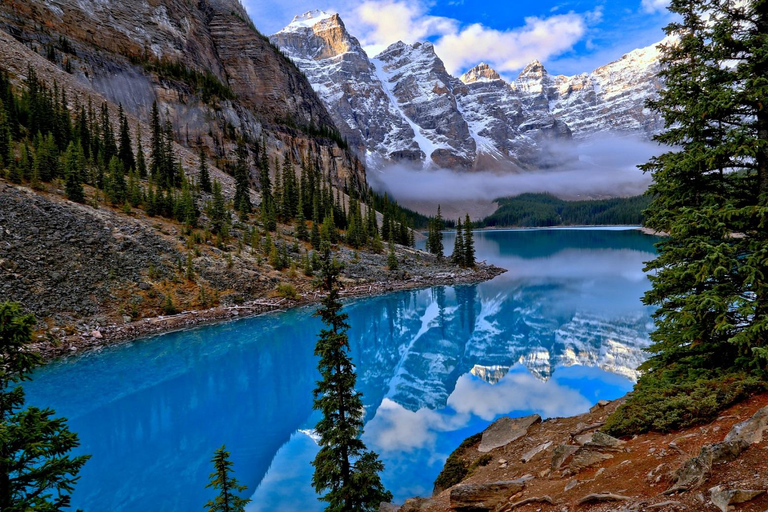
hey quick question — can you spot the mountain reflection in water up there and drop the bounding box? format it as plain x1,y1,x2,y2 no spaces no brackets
24,228,657,511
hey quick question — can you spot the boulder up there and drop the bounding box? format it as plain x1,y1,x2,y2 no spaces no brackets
589,399,611,413
723,405,768,446
709,486,765,512
569,449,614,472
521,441,552,463
478,415,541,453
584,432,625,451
551,445,579,471
449,480,526,512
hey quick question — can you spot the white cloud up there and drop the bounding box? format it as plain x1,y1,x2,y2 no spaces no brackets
363,398,468,453
434,13,587,75
352,0,458,57
345,0,594,74
448,370,592,420
641,0,670,14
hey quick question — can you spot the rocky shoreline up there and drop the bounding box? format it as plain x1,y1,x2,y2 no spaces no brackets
34,263,506,361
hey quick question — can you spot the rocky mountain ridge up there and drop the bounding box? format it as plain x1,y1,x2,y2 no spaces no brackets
271,11,665,172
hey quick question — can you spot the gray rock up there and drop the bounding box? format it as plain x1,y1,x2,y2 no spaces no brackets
585,431,625,451
479,415,541,453
551,445,580,471
521,441,552,463
449,480,526,512
569,449,614,472
709,486,765,512
589,399,611,413
379,502,401,512
723,405,768,446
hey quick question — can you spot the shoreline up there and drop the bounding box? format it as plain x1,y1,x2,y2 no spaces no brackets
36,263,507,362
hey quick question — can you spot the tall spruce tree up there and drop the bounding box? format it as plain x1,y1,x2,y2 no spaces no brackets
199,146,211,193
135,124,147,178
639,0,768,375
149,101,163,179
463,214,475,268
204,445,250,512
117,104,135,172
311,247,392,511
0,302,90,511
451,217,465,266
233,138,251,217
63,141,85,203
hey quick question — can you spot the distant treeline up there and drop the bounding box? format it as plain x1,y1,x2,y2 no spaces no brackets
480,193,650,227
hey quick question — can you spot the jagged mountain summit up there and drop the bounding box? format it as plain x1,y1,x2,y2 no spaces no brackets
271,12,665,172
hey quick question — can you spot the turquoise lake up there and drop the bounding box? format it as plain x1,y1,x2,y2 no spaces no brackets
24,228,658,511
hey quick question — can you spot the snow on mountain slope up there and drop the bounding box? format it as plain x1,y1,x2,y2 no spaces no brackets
271,11,664,172
270,11,419,162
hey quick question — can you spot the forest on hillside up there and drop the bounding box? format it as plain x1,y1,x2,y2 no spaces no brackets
479,193,650,227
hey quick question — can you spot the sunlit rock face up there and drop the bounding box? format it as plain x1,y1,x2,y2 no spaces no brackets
270,11,419,162
271,12,664,172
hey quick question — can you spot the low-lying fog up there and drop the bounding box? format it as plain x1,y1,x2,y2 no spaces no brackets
367,134,662,220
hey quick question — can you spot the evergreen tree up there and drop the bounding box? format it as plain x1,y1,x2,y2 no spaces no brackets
199,146,211,193
179,181,198,229
311,249,392,511
463,214,475,268
639,0,768,374
0,100,10,169
63,141,85,203
106,156,126,205
208,180,227,235
204,445,250,512
149,101,163,179
34,132,59,182
296,208,309,242
117,104,135,172
100,102,117,166
427,206,444,259
387,240,398,271
0,302,90,511
233,138,251,217
135,124,147,179
451,218,465,266
310,221,321,249
162,118,176,187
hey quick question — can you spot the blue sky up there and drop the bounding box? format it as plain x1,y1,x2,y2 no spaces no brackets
242,0,674,77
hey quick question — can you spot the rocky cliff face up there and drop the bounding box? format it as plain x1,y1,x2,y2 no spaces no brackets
270,11,419,163
271,12,664,172
0,0,365,189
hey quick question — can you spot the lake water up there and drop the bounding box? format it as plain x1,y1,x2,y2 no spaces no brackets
24,228,658,511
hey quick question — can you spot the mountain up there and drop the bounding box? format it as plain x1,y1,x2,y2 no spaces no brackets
271,12,665,172
0,0,366,189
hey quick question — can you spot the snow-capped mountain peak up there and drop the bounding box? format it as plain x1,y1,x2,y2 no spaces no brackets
282,10,337,30
271,12,664,171
460,63,503,84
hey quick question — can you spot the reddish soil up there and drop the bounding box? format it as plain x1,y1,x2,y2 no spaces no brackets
405,393,768,512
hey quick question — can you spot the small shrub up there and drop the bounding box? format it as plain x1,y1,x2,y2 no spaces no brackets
468,453,493,472
603,367,765,437
432,432,483,493
276,283,298,300
161,294,177,315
